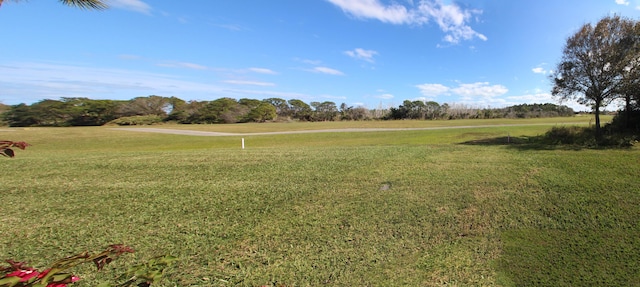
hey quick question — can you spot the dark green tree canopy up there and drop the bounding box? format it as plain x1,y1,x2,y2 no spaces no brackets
2,95,575,127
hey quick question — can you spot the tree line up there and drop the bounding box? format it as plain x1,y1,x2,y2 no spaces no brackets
384,101,574,120
0,96,576,127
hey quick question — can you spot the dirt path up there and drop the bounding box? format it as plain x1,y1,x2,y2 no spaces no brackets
111,123,552,137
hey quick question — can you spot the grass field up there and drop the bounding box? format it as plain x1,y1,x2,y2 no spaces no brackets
1,116,639,286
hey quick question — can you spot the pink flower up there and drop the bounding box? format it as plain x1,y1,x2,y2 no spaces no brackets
38,269,80,287
5,269,40,282
45,276,80,287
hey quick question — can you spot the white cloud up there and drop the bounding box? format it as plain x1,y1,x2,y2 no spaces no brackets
507,93,587,111
327,0,486,44
451,82,508,98
0,62,226,104
344,48,379,63
414,82,584,109
312,66,345,75
417,1,487,44
106,0,152,14
615,0,630,5
416,83,450,97
157,61,208,70
414,81,508,107
295,58,323,65
377,93,394,99
248,67,278,75
223,80,276,86
506,93,554,104
326,0,412,24
532,67,546,74
532,63,551,75
216,24,245,31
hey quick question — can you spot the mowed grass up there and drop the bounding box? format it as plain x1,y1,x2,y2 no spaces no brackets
1,116,639,286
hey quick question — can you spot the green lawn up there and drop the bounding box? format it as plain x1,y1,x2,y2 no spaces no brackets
1,116,638,286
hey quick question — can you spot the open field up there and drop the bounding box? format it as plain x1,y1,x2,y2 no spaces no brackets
1,116,639,286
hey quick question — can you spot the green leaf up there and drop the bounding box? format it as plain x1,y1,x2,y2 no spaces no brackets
0,276,21,287
38,267,63,285
51,273,72,282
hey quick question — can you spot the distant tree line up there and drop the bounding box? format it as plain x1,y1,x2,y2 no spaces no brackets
384,100,574,120
0,96,576,127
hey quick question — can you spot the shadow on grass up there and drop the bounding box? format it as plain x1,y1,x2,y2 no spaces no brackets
460,126,638,151
458,136,584,151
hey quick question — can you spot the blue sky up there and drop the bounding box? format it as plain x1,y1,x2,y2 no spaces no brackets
1,0,640,111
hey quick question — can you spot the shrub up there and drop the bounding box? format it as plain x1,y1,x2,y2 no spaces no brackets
540,126,596,146
606,109,640,134
107,116,163,126
539,126,637,148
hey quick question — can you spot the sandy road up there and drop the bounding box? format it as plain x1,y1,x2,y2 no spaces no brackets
110,123,553,137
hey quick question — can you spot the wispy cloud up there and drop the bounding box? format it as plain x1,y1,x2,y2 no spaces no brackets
311,66,345,75
224,88,314,101
327,0,486,44
507,92,586,111
223,80,276,86
419,1,487,44
157,61,208,70
344,48,378,63
106,0,152,14
506,93,554,104
615,0,630,5
376,93,394,99
416,83,450,97
532,67,546,74
248,67,278,75
416,81,508,102
0,62,225,104
532,63,550,75
452,82,508,98
326,0,412,24
215,23,246,31
295,58,323,65
0,62,330,105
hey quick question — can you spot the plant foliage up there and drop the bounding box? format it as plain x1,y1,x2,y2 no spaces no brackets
0,141,29,158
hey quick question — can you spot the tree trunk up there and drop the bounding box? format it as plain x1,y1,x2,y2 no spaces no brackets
594,100,602,142
625,94,631,129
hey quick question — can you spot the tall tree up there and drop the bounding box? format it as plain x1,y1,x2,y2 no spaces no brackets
0,103,9,125
551,15,635,139
245,102,277,123
288,99,312,121
311,101,338,121
200,98,247,124
263,98,290,118
119,96,171,117
615,19,640,129
0,0,107,9
3,104,38,127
